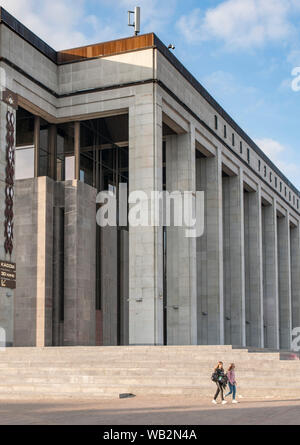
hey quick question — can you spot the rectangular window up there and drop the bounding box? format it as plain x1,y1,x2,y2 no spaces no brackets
224,125,227,138
214,115,218,130
258,159,261,171
65,156,75,180
232,133,235,146
275,177,277,188
280,182,282,192
270,172,272,183
15,145,35,180
264,166,267,177
240,141,243,154
247,148,250,164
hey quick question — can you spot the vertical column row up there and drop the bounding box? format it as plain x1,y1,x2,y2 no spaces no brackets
222,171,246,347
244,187,264,348
128,86,164,345
196,151,224,345
165,130,197,345
262,201,280,349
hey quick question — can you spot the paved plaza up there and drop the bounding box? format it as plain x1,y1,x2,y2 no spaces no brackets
0,396,299,425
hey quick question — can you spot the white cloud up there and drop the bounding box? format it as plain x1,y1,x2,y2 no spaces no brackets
177,0,299,50
0,0,118,49
0,0,177,50
255,138,286,158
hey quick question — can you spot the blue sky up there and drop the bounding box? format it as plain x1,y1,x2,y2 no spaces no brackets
2,0,300,188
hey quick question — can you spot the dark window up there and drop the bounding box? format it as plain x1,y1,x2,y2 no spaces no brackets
275,177,277,188
280,182,282,192
270,172,272,183
224,125,227,138
258,159,261,171
264,166,267,177
232,133,235,146
240,141,243,154
214,115,218,130
247,148,250,164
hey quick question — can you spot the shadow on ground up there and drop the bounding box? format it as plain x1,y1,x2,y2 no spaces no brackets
0,397,300,425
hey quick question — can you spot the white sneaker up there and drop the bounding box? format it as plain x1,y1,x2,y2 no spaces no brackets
232,400,239,404
222,400,227,405
212,400,218,405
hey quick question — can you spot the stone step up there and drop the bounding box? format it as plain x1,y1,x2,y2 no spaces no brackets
0,375,298,386
0,383,298,400
0,346,298,400
0,360,296,369
0,363,300,377
0,363,300,378
0,352,282,361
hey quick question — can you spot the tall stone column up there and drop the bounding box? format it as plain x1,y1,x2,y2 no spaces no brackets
196,150,224,345
128,86,164,345
244,187,264,347
15,177,54,347
165,128,197,345
277,212,292,349
262,200,280,349
222,170,246,347
101,226,118,346
291,223,300,331
64,180,96,346
120,230,129,345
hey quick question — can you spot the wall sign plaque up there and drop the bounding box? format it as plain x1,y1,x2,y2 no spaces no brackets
0,261,16,289
2,90,18,110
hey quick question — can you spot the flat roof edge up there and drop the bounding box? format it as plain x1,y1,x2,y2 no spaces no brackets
0,7,57,63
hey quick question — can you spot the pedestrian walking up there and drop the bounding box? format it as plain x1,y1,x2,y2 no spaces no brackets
225,363,239,404
211,361,228,405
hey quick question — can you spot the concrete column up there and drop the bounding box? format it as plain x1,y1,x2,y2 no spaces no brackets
0,102,16,346
52,205,64,346
34,116,40,178
196,150,224,345
14,177,54,347
120,230,129,345
128,86,163,345
165,129,197,345
291,223,300,331
244,187,264,348
101,226,118,346
262,201,280,349
222,170,246,347
64,180,96,346
74,122,80,181
277,212,292,349
49,124,57,180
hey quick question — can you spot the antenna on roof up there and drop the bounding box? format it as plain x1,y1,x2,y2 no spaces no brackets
128,6,141,36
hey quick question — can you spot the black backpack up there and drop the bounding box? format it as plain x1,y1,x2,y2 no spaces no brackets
211,371,218,382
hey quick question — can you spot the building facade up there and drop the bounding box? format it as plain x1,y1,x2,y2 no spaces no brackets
1,8,300,349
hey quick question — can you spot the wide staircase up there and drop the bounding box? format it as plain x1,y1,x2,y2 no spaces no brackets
0,346,299,400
